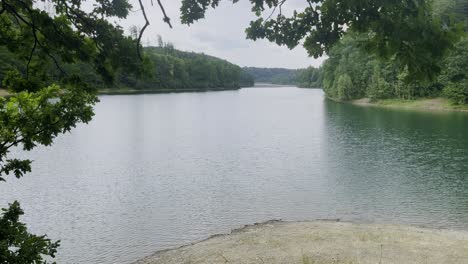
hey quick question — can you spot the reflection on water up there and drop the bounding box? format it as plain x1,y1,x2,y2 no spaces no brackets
1,87,468,263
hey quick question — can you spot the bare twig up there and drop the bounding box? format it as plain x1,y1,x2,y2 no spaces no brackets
265,5,278,21
264,0,287,24
157,0,173,28
136,0,150,60
26,38,37,79
278,0,286,15
136,0,172,60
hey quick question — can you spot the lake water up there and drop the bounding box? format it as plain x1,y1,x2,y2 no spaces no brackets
2,87,468,263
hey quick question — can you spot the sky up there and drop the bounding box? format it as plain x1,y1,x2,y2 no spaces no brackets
121,0,326,69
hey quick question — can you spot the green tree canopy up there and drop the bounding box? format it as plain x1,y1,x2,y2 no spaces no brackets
0,0,146,86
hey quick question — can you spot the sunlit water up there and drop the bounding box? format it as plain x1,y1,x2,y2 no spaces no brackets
1,87,468,263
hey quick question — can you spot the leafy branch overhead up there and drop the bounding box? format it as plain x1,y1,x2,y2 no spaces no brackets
179,0,464,81
0,83,97,182
0,0,147,84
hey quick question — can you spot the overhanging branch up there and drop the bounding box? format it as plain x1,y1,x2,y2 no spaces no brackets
136,0,173,60
137,0,150,60
157,0,172,28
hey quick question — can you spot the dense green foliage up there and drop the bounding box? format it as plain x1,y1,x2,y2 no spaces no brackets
322,33,468,102
243,66,322,87
321,0,467,103
180,0,462,81
296,67,323,88
440,39,468,104
0,0,143,86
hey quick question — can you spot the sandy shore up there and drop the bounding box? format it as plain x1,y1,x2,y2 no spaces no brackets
135,220,468,264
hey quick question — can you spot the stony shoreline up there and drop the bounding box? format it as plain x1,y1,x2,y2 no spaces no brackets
135,220,468,264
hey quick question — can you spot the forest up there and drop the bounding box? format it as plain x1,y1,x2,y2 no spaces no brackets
116,44,255,90
244,66,322,88
243,67,298,85
321,0,468,104
0,41,254,93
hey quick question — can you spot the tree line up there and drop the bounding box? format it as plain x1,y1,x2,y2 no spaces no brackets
0,40,254,93
321,0,468,104
115,43,254,90
243,66,322,88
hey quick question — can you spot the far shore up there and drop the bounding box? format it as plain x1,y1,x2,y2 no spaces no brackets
135,220,468,264
98,87,242,95
0,87,242,97
347,97,468,112
3,87,468,114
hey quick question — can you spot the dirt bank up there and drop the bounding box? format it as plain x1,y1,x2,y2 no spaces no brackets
135,220,468,264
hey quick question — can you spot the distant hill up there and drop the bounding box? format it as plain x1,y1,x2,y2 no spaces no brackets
0,45,255,92
243,67,322,88
243,67,298,85
119,46,255,90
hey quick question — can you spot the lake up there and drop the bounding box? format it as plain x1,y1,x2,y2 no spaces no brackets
1,87,468,263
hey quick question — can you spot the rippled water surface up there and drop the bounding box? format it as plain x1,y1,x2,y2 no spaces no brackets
2,87,468,263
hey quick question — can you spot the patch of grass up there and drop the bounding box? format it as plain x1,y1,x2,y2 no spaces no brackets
238,235,261,245
375,98,421,106
352,97,468,112
300,254,357,264
357,232,382,242
306,233,327,242
447,102,468,111
302,254,313,264
0,89,10,97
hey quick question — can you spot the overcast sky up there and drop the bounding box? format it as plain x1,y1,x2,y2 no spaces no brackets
121,0,325,69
